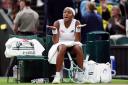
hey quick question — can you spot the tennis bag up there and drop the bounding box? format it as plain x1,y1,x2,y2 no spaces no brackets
83,60,112,83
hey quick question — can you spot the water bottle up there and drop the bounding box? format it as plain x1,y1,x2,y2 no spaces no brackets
110,56,116,76
126,19,128,37
31,78,49,84
13,65,17,82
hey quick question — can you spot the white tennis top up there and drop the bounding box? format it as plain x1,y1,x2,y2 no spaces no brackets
58,19,77,42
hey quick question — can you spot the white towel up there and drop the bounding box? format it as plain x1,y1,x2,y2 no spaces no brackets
48,41,82,64
5,37,45,58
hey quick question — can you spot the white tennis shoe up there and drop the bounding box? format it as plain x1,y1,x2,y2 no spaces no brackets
52,74,61,84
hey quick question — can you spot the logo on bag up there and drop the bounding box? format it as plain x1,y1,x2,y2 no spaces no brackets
13,40,34,50
88,72,93,75
103,69,107,73
12,39,35,55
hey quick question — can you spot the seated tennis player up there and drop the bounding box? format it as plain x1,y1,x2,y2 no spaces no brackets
47,7,86,84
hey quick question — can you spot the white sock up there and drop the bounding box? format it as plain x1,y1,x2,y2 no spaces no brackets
56,72,61,77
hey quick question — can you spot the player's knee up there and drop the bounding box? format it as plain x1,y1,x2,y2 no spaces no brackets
73,45,81,51
59,44,67,52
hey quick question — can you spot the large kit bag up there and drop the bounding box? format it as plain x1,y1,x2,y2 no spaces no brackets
83,60,112,83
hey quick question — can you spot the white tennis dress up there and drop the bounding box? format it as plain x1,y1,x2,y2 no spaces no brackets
48,19,82,64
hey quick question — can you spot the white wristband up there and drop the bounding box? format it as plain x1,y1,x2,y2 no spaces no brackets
76,28,81,32
52,29,57,34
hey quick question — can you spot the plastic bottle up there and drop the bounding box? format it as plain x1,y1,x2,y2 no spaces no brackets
126,19,128,37
110,56,116,76
13,65,17,79
31,78,49,84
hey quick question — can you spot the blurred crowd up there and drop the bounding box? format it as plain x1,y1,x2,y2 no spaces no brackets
0,0,128,43
0,0,20,20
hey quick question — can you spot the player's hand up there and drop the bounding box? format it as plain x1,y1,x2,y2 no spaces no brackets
76,24,86,28
46,25,57,30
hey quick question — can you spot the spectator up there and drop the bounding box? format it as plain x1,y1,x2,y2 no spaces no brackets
11,0,20,20
80,0,89,18
1,0,12,19
119,0,128,19
80,0,99,19
81,1,103,44
106,5,126,35
97,0,113,30
47,7,85,84
13,0,39,35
